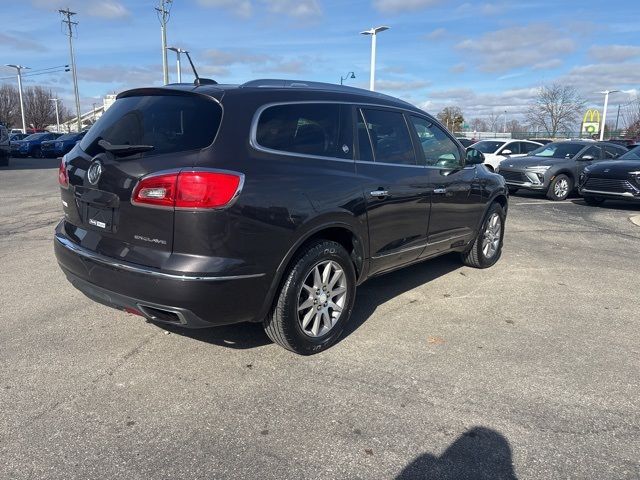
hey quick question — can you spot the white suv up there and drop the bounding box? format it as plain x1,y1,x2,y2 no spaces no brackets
470,139,542,171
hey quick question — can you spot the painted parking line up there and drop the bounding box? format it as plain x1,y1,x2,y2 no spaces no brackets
514,201,575,206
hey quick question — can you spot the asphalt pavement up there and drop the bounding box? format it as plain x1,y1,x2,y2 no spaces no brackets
1,157,639,479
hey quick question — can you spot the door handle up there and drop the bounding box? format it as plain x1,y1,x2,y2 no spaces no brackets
433,188,447,194
370,189,389,198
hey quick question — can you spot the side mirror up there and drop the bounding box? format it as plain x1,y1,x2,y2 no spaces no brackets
501,149,512,156
579,155,595,161
466,147,485,165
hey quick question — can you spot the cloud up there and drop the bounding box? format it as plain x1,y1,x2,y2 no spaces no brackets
30,0,131,19
203,49,313,75
376,79,431,92
456,24,575,73
558,62,640,103
0,32,46,52
425,28,446,40
420,87,541,118
449,63,466,74
373,0,441,14
261,0,321,18
589,45,640,63
196,0,252,17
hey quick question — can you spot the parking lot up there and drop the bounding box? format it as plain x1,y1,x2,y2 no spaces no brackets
1,157,639,479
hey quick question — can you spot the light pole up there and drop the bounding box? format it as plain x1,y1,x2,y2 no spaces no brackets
598,90,620,141
49,98,60,132
340,71,355,86
360,26,389,91
156,0,173,85
5,64,29,133
167,46,187,83
504,110,507,134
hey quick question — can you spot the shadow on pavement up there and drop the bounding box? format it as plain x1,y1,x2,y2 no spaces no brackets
397,427,517,480
0,157,60,170
153,254,461,350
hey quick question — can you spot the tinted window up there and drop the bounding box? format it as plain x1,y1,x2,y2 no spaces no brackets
603,145,626,159
529,142,586,159
56,133,79,141
360,108,416,165
578,146,601,160
80,94,222,157
501,142,520,155
522,142,539,154
0,126,7,143
23,133,48,141
410,116,461,167
472,141,505,154
256,103,351,159
619,145,640,161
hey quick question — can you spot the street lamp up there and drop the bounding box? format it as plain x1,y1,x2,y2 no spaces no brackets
49,98,60,133
167,46,188,83
360,26,389,91
340,71,355,86
597,90,620,141
5,64,29,134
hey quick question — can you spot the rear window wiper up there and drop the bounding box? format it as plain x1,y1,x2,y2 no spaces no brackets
98,139,154,156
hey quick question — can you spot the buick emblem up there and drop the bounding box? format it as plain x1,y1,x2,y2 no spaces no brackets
604,169,610,173
87,161,103,185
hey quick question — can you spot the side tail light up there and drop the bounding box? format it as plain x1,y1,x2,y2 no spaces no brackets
58,158,69,188
132,171,243,209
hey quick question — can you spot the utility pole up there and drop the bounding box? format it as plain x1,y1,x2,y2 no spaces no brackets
614,104,621,134
156,0,173,85
5,65,28,133
59,8,82,132
49,98,60,132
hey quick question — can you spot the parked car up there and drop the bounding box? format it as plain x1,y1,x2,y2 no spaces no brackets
498,141,628,200
41,131,87,158
0,125,9,167
470,139,542,171
54,79,508,354
578,145,640,205
456,137,475,148
12,132,62,158
10,133,29,142
527,138,553,145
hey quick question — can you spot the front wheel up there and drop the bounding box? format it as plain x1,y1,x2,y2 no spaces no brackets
264,240,356,355
583,195,605,206
547,174,572,201
461,202,506,269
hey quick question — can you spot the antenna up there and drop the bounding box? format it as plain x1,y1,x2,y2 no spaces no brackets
183,51,217,86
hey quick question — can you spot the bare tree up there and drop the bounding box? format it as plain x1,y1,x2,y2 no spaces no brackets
486,112,503,133
506,119,525,133
470,118,488,132
526,84,585,137
24,86,56,130
622,99,640,138
0,83,20,128
437,106,465,132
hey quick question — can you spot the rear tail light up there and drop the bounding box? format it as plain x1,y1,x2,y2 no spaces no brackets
58,158,69,188
132,171,242,209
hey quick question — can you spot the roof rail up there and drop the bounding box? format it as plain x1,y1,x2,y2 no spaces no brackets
239,78,416,108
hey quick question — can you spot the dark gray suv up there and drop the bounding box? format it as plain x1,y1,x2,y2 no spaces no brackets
497,140,628,200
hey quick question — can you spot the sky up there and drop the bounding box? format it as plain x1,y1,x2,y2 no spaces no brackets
1,0,639,126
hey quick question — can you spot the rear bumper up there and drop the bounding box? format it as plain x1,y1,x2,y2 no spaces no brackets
54,224,269,328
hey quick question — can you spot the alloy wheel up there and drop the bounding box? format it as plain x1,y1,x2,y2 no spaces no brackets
297,260,347,338
482,213,502,259
554,178,569,199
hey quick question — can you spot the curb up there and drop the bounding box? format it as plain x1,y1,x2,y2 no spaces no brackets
631,215,640,227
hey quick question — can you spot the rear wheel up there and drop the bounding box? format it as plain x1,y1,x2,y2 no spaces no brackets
461,202,505,269
584,195,605,206
546,174,572,201
263,240,356,355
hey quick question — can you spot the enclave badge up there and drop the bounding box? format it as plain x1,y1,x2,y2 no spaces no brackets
87,161,103,185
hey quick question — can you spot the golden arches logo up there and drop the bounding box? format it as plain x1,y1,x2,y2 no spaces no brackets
583,109,601,124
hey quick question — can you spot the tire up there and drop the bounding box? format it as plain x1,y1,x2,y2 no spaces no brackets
32,147,43,159
508,187,519,195
584,195,605,206
546,174,572,201
263,240,357,355
461,202,505,269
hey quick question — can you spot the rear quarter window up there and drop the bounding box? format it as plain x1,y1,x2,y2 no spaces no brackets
80,94,222,157
255,103,352,159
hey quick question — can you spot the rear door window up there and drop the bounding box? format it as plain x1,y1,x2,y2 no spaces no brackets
502,142,520,155
578,146,602,160
80,94,222,157
603,145,626,159
522,142,538,154
255,103,352,159
360,108,416,165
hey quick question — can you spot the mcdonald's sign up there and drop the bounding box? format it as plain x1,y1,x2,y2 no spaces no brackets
582,109,601,135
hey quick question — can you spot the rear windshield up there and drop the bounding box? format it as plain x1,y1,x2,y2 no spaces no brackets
472,141,505,153
529,142,585,159
80,94,222,157
620,145,640,161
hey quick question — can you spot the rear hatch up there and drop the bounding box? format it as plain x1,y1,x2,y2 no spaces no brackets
59,89,223,268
